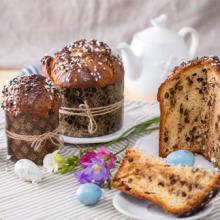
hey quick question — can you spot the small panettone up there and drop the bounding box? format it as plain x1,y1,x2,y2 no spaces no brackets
2,74,62,165
41,39,124,137
113,148,220,217
157,56,220,167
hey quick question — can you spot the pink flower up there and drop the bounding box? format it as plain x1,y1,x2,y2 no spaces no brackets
96,146,117,169
80,151,97,168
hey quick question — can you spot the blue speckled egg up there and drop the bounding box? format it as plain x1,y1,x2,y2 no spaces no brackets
76,183,102,206
166,150,195,166
20,65,41,76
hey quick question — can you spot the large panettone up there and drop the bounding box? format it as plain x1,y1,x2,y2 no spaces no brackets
2,74,62,165
157,56,220,167
41,39,124,137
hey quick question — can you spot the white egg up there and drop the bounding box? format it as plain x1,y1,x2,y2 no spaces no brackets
14,159,43,183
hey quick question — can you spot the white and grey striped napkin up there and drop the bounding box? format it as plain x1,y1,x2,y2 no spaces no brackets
0,101,220,220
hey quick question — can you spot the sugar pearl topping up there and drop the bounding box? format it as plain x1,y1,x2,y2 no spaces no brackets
41,39,124,88
174,56,220,74
2,74,61,115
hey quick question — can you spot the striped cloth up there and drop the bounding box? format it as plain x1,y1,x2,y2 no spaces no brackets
0,100,220,220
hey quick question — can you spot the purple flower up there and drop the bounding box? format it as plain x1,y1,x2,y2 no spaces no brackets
80,151,97,168
96,146,117,169
75,158,109,186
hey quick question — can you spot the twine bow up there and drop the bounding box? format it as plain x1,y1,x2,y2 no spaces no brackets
6,127,64,152
59,99,123,134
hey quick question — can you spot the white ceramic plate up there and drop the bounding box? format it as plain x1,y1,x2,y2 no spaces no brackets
61,101,159,144
135,130,215,171
113,192,214,220
113,130,216,219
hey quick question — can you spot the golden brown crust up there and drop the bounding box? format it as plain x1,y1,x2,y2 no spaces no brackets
41,39,124,88
2,75,61,118
113,148,220,217
157,56,220,157
157,56,220,102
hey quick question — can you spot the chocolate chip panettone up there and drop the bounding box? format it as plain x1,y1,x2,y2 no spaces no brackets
41,39,124,137
2,75,62,165
113,148,220,217
158,56,220,167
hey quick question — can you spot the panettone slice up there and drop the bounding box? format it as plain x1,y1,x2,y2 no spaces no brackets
157,56,220,167
112,148,220,217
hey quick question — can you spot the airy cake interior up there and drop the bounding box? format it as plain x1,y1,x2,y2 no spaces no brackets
113,149,220,216
158,64,220,166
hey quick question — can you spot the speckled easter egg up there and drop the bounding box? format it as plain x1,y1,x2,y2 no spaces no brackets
76,183,102,206
166,150,195,166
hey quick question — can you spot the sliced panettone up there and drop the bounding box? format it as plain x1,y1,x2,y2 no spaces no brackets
112,148,220,217
157,56,220,167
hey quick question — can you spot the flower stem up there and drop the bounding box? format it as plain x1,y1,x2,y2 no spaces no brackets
93,116,160,149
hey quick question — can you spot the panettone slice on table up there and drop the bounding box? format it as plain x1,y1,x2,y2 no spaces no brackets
112,148,220,217
157,56,220,167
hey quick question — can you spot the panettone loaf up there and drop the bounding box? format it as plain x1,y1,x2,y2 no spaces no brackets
2,75,62,165
113,148,220,217
41,39,124,137
157,56,220,167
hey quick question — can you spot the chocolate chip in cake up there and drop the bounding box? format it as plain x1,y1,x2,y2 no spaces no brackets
124,185,131,191
186,136,190,142
164,92,170,99
170,89,175,95
192,126,197,132
180,180,187,186
128,157,133,163
188,184,193,191
186,76,193,85
173,144,178,150
158,182,165,187
202,68,208,73
182,192,187,197
197,77,204,82
179,104,184,114
164,137,169,142
128,178,133,183
184,109,188,116
144,191,155,194
178,85,183,91
184,118,190,123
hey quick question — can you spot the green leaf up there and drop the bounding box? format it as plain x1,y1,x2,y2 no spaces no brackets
59,166,69,174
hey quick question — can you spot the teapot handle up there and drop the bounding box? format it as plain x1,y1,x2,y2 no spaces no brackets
178,27,199,59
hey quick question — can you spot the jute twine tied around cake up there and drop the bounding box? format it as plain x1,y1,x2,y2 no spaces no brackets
6,127,64,152
59,99,124,134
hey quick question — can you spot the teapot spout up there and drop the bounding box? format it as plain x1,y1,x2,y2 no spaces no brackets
117,42,141,80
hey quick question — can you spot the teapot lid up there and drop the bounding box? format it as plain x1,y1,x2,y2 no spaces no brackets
150,14,167,28
134,14,181,44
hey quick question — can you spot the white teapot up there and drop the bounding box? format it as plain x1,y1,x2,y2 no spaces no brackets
118,14,199,99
